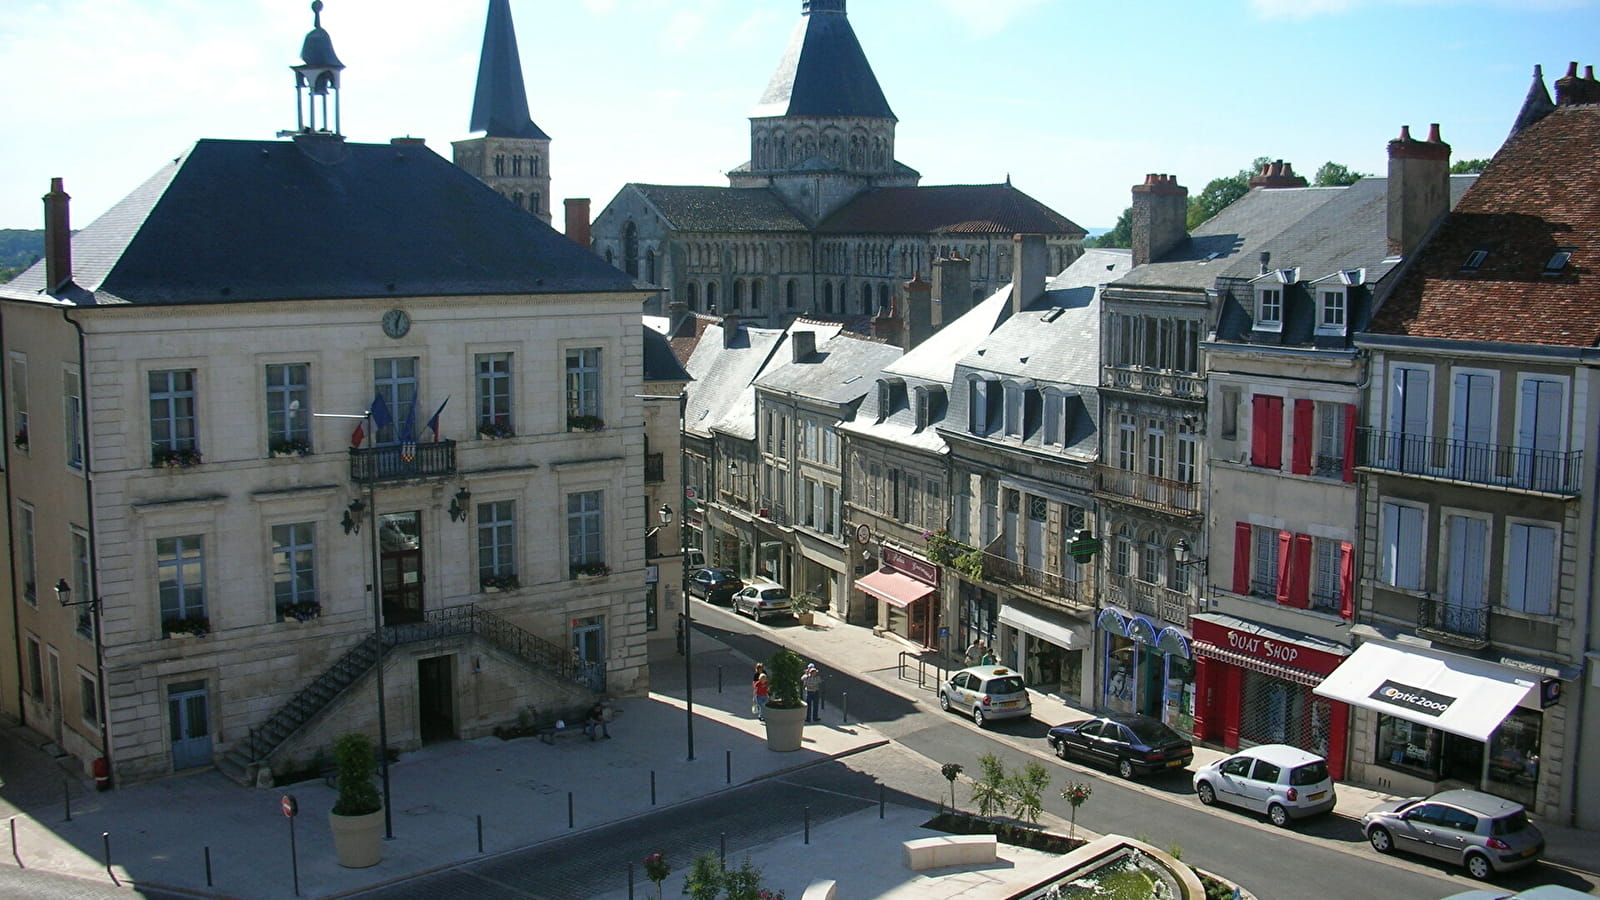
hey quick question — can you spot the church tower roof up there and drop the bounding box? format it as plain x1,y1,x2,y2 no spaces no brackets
752,0,894,120
469,0,549,140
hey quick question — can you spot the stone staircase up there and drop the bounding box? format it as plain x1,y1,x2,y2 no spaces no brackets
216,603,597,785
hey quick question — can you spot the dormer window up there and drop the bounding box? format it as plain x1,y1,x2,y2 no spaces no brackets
1255,287,1284,332
1042,388,1073,447
967,375,1000,436
1003,382,1024,437
1317,287,1347,334
1462,249,1488,272
1544,249,1573,275
913,385,943,432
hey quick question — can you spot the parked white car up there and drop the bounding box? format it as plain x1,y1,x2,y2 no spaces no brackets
938,665,1031,727
1193,743,1336,827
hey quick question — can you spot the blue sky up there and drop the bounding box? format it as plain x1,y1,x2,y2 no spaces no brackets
1,0,1595,233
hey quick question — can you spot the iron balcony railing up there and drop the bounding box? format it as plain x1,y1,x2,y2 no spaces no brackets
1096,466,1202,515
1417,595,1490,647
757,498,791,527
981,550,1091,609
1102,366,1205,399
1107,574,1191,626
349,440,457,484
1358,428,1582,496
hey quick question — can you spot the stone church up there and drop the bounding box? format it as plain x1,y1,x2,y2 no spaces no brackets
588,0,1086,327
452,0,552,224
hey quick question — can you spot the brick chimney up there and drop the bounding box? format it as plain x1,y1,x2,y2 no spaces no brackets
1248,160,1308,189
667,300,689,337
1131,174,1187,267
1554,62,1600,105
1387,124,1452,257
871,303,902,345
1011,234,1049,316
721,314,740,348
902,272,933,350
932,253,972,327
564,198,592,248
44,178,72,294
790,329,816,362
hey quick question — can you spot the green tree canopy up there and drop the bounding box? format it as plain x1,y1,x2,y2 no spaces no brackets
1451,158,1490,174
1313,161,1368,186
1086,207,1132,249
1186,157,1269,230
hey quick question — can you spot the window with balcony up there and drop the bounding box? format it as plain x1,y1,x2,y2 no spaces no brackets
477,500,517,590
1231,523,1279,599
1516,376,1566,491
1442,514,1489,633
1311,538,1344,613
1380,501,1426,590
157,535,206,632
1505,522,1556,616
1145,426,1166,479
271,523,318,620
566,348,602,429
1386,365,1432,473
1314,402,1354,480
265,363,311,455
476,353,514,438
1175,432,1198,483
1113,525,1131,577
1138,532,1162,585
1449,370,1496,479
1116,414,1137,470
149,369,198,465
374,357,418,446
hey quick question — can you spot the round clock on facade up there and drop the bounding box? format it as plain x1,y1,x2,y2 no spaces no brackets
382,309,411,338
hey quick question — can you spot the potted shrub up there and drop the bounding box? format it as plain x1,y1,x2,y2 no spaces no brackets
569,562,610,580
163,615,210,638
567,414,605,432
791,592,819,627
763,648,807,751
277,601,321,623
477,419,515,439
328,733,384,868
480,573,519,593
152,446,203,469
269,438,313,458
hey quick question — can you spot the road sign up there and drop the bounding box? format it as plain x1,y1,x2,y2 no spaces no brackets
281,794,298,818
685,486,697,500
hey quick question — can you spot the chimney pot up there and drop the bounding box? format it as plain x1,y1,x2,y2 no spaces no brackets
1398,125,1413,141
563,198,592,249
1259,251,1271,276
1566,61,1579,78
721,314,740,348
44,177,72,294
1427,123,1442,143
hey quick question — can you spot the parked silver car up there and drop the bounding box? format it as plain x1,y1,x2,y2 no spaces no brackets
732,581,791,622
938,665,1031,727
1193,743,1336,827
1362,789,1544,880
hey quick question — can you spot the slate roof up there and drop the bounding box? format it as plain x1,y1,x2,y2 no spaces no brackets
752,1,894,121
755,327,901,408
683,322,788,440
1368,103,1600,347
468,0,549,140
1111,187,1345,292
3,138,635,306
628,185,810,233
818,184,1086,237
643,325,691,383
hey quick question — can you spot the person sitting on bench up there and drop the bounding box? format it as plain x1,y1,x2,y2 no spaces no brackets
583,702,611,740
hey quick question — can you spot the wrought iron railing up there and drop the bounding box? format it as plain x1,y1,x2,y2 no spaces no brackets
1358,428,1582,495
1096,466,1201,514
757,498,790,527
1417,596,1490,646
980,550,1090,609
349,440,457,484
1107,574,1191,626
1102,366,1206,399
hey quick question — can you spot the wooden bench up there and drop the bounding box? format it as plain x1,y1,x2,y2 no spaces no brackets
537,719,590,744
801,879,837,900
902,834,998,871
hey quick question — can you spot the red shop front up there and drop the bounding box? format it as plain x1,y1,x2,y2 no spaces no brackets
1191,615,1351,781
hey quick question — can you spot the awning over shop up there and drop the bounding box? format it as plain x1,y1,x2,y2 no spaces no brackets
854,569,935,609
1194,642,1321,687
1313,642,1537,742
998,598,1090,650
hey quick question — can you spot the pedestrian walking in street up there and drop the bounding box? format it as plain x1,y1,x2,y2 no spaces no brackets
980,647,997,666
675,613,686,656
964,639,985,667
753,670,770,721
802,663,823,723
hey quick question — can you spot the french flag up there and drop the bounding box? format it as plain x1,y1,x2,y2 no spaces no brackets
425,396,449,442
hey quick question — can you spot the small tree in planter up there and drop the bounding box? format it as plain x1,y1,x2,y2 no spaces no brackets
941,762,964,811
763,648,807,751
1060,781,1092,838
789,592,819,626
643,852,670,900
328,733,384,868
970,753,1009,817
1007,761,1051,825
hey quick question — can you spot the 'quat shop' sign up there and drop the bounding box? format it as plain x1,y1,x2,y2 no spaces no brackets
1192,618,1344,676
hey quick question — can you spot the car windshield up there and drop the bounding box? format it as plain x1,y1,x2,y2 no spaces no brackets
1491,810,1531,835
985,676,1025,694
1289,761,1329,786
1124,719,1179,744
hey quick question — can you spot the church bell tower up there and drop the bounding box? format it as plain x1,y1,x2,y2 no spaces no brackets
451,0,552,223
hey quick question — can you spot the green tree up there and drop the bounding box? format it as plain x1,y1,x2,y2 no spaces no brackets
941,762,964,811
1451,158,1490,174
1313,161,1367,186
969,753,1009,817
1186,157,1269,230
1006,761,1051,824
1087,207,1132,249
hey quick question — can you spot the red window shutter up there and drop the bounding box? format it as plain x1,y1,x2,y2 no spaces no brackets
1342,403,1358,483
1233,522,1252,595
1339,540,1355,620
1289,534,1312,608
1250,395,1271,467
1292,400,1313,475
1275,529,1292,605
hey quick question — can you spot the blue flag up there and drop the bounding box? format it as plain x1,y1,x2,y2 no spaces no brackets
368,392,393,430
400,400,417,443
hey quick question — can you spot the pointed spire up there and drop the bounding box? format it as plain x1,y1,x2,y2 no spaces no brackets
469,0,549,139
1508,64,1556,141
753,0,893,120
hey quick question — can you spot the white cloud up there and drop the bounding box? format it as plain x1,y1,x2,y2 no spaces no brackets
1250,0,1592,18
935,0,1056,37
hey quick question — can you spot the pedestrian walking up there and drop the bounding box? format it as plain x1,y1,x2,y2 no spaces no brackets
980,647,997,666
675,613,686,655
802,663,823,723
753,670,770,721
964,639,985,667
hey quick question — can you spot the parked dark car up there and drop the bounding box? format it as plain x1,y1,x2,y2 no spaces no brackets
1046,714,1194,779
686,567,743,604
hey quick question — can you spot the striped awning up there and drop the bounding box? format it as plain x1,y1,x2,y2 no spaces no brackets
1193,641,1323,688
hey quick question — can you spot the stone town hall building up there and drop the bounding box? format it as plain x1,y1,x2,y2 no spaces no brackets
589,0,1086,327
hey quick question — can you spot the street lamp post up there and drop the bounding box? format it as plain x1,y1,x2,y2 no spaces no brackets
55,579,111,788
660,392,696,761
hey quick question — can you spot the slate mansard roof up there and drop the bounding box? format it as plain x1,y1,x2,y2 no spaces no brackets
627,185,810,233
1368,103,1600,348
752,0,894,121
817,184,1087,238
4,138,636,306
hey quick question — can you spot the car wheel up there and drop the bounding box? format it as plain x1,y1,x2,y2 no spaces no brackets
1368,826,1393,854
1055,741,1069,761
939,692,951,712
1196,782,1216,806
972,707,986,728
1464,852,1493,881
1117,758,1136,780
1268,803,1290,828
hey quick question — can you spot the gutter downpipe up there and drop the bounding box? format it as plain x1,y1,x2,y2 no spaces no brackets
61,306,113,786
0,304,18,722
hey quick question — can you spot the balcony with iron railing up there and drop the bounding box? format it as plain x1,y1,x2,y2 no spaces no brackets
980,549,1091,610
757,498,790,528
1357,428,1583,496
1102,366,1206,399
1096,466,1201,516
1417,595,1490,649
349,441,457,484
1106,574,1191,626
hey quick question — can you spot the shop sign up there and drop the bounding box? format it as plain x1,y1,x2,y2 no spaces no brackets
1370,679,1455,717
882,546,939,587
1192,618,1345,675
1540,677,1561,709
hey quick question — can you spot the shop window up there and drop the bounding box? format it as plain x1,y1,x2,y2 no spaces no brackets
1487,708,1541,806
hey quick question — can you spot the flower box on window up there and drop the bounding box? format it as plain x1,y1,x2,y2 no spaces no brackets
277,601,321,622
478,421,515,440
12,428,26,450
569,562,610,580
269,438,313,458
566,415,605,433
480,573,520,593
152,447,203,469
163,615,210,638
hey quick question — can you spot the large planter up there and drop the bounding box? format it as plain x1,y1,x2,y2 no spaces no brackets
764,704,806,752
329,808,384,868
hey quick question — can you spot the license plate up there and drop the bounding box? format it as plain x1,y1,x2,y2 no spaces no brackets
1522,847,1538,858
1308,791,1326,801
1167,759,1184,768
998,701,1018,708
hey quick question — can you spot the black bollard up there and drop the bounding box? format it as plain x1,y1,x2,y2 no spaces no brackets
717,665,724,693
568,792,575,829
804,805,810,845
103,832,118,885
720,831,726,869
651,770,657,805
205,846,213,887
10,817,18,868
477,815,483,854
842,690,849,724
628,861,635,900
725,749,731,784
63,781,71,822
879,783,885,819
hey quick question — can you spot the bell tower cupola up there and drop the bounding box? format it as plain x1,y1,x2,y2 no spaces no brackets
285,1,345,137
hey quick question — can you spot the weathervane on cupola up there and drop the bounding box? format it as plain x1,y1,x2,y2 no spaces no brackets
280,0,345,138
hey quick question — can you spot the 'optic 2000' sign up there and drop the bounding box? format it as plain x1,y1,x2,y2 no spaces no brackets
1370,680,1456,717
